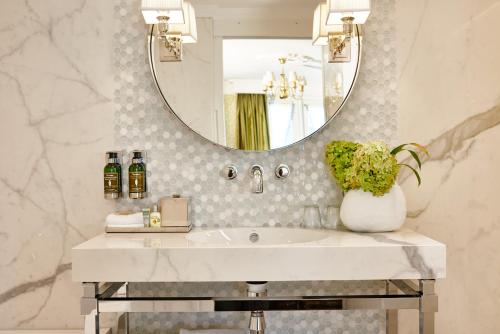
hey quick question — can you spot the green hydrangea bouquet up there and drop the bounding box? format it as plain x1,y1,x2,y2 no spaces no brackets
325,141,428,197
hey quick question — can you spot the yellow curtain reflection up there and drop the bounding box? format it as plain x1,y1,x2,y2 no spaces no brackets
236,94,270,150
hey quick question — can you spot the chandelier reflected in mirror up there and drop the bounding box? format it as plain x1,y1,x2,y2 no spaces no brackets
262,57,307,102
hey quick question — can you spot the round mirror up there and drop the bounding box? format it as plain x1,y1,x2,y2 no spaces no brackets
148,1,361,151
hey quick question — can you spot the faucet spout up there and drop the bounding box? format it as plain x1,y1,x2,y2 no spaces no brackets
250,165,264,193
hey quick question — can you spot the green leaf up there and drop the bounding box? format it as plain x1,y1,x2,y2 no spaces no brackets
399,163,421,186
391,143,430,157
409,142,430,156
390,144,407,155
393,148,422,169
408,150,422,169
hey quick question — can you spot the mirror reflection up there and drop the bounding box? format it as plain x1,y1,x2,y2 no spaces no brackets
223,39,324,150
148,1,362,151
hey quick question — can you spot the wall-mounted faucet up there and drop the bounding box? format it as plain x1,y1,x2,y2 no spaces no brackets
250,165,264,193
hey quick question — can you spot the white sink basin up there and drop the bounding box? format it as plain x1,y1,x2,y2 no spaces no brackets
186,227,329,246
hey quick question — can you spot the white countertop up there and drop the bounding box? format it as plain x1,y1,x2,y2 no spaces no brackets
72,228,446,282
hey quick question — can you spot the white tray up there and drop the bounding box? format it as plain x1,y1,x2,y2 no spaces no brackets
105,225,192,233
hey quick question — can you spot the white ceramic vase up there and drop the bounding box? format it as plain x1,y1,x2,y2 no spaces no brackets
340,184,407,232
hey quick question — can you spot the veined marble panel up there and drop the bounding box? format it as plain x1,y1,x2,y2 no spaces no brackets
397,0,500,332
0,0,115,329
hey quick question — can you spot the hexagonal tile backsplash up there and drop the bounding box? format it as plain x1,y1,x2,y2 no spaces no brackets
114,0,396,332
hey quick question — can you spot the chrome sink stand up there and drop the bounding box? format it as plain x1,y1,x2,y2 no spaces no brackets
81,279,438,334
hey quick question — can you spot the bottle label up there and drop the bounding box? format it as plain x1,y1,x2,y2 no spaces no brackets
129,172,146,193
150,215,161,227
104,173,120,193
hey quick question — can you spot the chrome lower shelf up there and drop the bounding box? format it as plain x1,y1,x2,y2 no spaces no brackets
81,279,438,334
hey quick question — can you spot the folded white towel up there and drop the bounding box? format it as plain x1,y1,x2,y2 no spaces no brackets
105,212,143,226
106,223,144,228
179,329,247,334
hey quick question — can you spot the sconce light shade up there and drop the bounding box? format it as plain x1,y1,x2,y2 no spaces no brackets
168,1,197,43
141,0,185,24
326,0,371,25
312,3,343,46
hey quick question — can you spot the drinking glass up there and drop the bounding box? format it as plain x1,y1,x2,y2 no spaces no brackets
301,205,322,229
322,205,340,230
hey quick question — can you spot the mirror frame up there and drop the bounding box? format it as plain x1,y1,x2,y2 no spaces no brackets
148,25,362,152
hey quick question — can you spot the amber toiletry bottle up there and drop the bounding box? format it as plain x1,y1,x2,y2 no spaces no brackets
128,150,147,199
104,151,122,199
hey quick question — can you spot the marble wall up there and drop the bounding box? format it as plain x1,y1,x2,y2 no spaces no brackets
396,0,500,333
0,0,115,329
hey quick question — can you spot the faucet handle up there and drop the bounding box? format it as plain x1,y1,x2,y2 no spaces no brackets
275,164,290,179
223,164,238,180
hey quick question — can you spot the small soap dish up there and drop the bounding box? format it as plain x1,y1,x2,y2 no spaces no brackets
105,225,192,233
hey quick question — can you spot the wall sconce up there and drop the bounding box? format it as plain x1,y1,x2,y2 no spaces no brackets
313,1,370,63
141,0,185,24
141,0,197,62
168,1,197,44
312,3,350,63
326,0,370,40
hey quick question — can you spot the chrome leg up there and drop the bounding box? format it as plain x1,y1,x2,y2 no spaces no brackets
385,281,398,334
82,283,100,334
419,311,435,334
117,283,129,334
84,309,100,334
419,280,437,334
117,313,128,334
